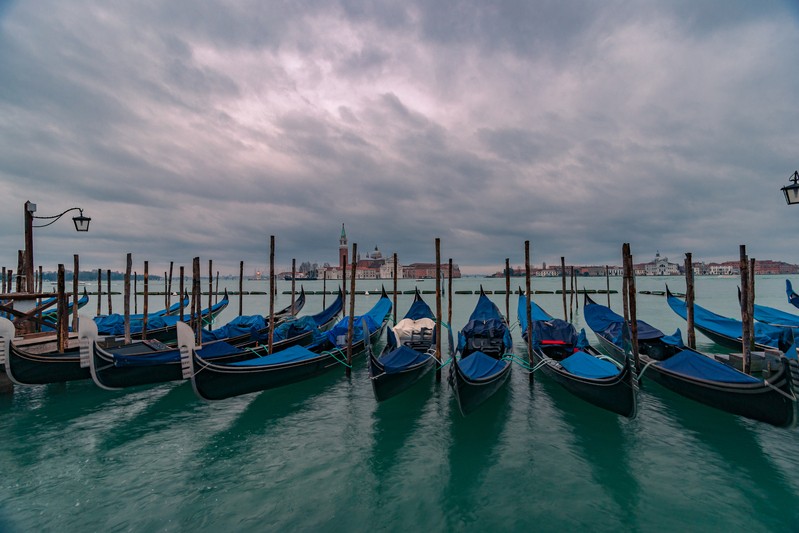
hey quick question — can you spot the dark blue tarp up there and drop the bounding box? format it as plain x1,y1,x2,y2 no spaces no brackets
94,296,227,335
752,301,799,328
469,291,504,322
787,280,799,310
667,292,791,349
325,295,391,346
560,351,619,378
113,339,241,367
381,345,431,374
516,294,556,335
230,344,320,366
311,291,344,326
661,328,685,348
201,315,267,342
458,351,510,379
583,300,664,341
113,347,182,367
528,318,578,347
405,295,435,321
658,349,760,383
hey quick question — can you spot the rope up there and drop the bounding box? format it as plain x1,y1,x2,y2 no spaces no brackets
763,379,798,402
501,353,535,372
321,347,352,368
637,358,660,379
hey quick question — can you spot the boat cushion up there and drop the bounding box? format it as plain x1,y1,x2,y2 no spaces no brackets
560,351,619,379
658,349,761,383
458,351,509,380
393,318,436,346
380,345,431,374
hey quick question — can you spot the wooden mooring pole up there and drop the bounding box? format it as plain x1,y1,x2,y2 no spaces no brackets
124,253,131,344
291,258,296,313
525,241,533,383
179,266,185,322
435,239,442,382
143,261,149,340
569,265,575,322
623,243,640,372
192,258,201,345
97,269,102,315
72,254,79,333
208,260,213,331
739,245,751,375
684,253,696,349
107,269,112,315
605,265,610,308
269,237,275,356
57,264,66,353
560,256,567,320
346,243,357,378
134,271,138,315
167,261,174,312
504,258,510,324
239,261,244,317
392,253,398,324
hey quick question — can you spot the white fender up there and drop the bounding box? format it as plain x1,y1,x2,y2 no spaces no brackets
0,316,15,370
79,315,98,369
176,321,197,380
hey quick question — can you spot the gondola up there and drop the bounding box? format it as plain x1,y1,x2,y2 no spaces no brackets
368,289,437,402
448,288,512,416
3,295,231,385
83,290,343,390
584,294,799,428
92,290,234,340
182,289,392,401
41,288,91,322
517,292,637,418
666,286,792,352
787,280,799,310
741,286,799,328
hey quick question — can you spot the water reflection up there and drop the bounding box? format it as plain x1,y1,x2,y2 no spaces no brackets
443,384,510,530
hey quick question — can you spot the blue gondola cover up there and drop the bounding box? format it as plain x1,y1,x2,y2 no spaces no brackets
458,351,509,379
583,302,664,341
667,292,791,349
230,344,320,366
658,349,760,383
380,345,431,374
560,351,619,379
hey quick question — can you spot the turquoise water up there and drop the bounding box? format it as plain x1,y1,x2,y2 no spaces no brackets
1,275,798,531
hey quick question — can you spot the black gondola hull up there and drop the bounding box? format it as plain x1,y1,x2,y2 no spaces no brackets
90,329,317,390
449,359,512,416
6,344,89,384
369,352,435,402
191,325,386,401
532,348,637,418
645,358,798,428
594,330,797,428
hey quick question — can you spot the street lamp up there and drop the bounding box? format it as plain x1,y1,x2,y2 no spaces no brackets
23,201,91,293
781,171,799,206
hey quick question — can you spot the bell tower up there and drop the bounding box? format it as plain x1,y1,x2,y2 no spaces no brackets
339,224,348,276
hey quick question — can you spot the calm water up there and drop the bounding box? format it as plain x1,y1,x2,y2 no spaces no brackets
2,275,798,532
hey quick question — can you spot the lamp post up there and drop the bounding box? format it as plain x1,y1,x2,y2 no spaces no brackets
23,201,91,293
781,171,799,206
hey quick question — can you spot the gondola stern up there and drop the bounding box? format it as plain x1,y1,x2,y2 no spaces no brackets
0,316,15,373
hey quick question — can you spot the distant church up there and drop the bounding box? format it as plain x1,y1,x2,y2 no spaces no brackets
642,251,679,276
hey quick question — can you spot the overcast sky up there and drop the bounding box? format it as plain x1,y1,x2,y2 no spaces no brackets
1,1,798,275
